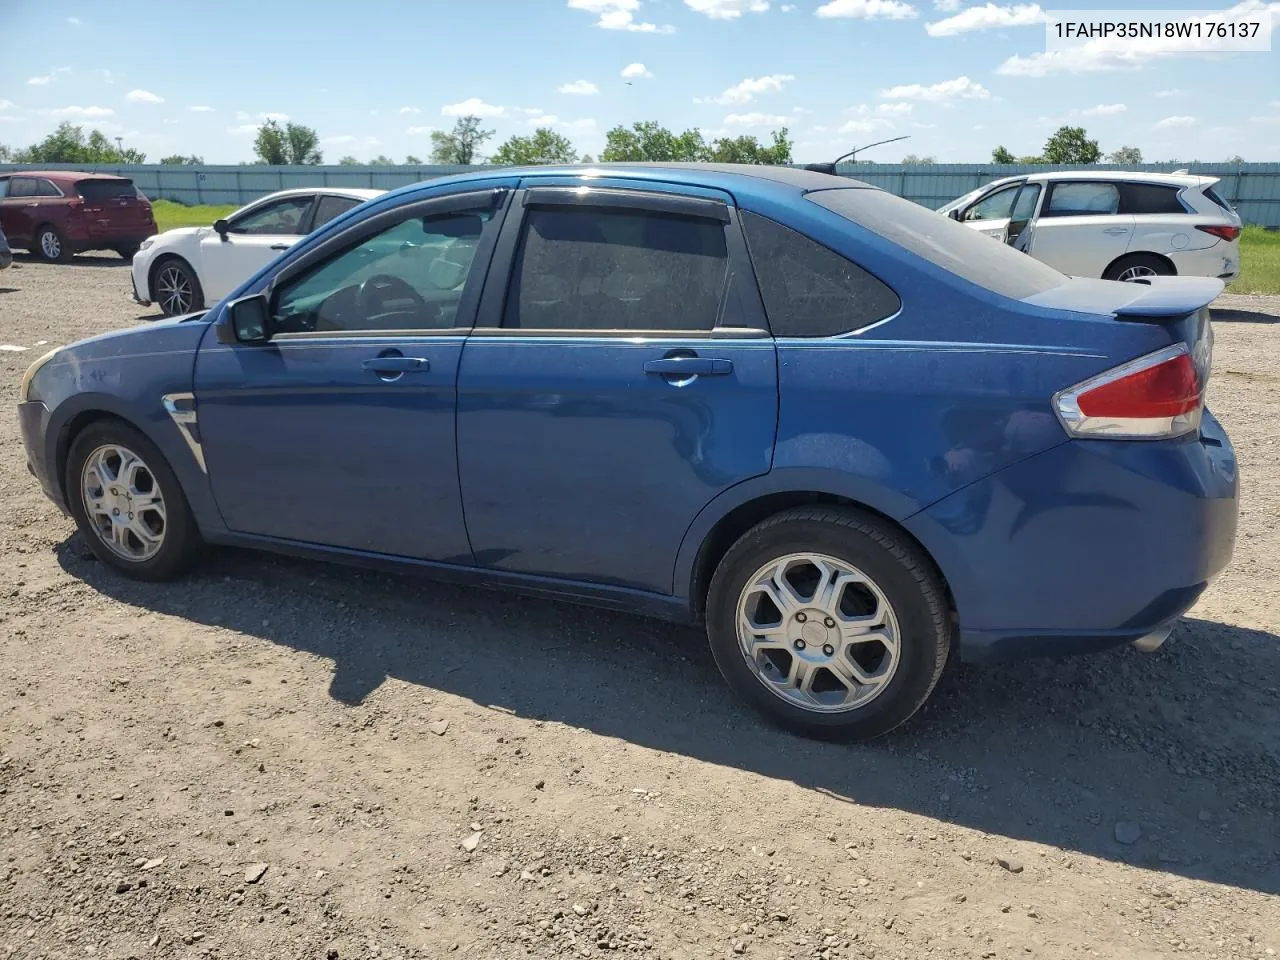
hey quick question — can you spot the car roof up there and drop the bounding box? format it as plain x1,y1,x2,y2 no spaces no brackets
4,171,134,182
249,187,385,201
1002,170,1210,188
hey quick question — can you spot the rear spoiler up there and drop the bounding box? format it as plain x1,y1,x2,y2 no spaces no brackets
1111,276,1224,320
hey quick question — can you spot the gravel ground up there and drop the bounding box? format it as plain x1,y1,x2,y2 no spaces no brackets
1,256,1278,960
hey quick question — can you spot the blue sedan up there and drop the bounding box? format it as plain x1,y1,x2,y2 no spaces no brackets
17,164,1238,739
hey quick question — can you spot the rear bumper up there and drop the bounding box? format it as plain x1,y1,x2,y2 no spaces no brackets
905,409,1238,663
1169,244,1240,282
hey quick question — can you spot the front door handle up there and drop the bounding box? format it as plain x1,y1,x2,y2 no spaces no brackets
1102,227,1130,236
644,357,733,377
270,243,291,251
362,356,430,374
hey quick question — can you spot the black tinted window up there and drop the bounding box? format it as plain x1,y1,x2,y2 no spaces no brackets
505,207,728,331
8,178,36,198
1203,185,1233,212
809,188,1066,300
76,179,135,200
0,178,10,199
1119,183,1185,214
35,179,62,197
314,195,362,229
742,211,899,337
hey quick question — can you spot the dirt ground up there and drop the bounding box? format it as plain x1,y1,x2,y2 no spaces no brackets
1,256,1277,960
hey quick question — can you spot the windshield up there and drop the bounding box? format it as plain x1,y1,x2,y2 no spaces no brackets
811,187,1067,300
936,186,984,215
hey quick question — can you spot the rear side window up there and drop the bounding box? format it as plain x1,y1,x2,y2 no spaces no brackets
809,188,1066,300
313,195,363,229
75,179,136,201
504,207,728,332
742,211,899,337
8,177,36,198
35,179,62,197
1119,183,1185,214
1044,182,1120,217
1202,185,1234,212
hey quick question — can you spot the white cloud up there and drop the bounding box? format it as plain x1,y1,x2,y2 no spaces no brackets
1155,89,1187,98
934,0,962,8
228,124,259,135
879,75,989,101
684,0,769,19
567,0,675,32
186,105,214,112
399,106,421,114
99,69,115,84
441,97,506,117
926,2,1044,36
67,16,81,24
781,2,796,8
840,117,893,133
559,80,601,95
27,68,71,86
999,0,1280,76
815,0,918,19
524,112,598,134
407,125,436,135
1155,115,1197,128
622,62,654,78
47,105,114,118
698,73,794,105
724,112,792,126
125,89,164,104
0,99,15,111
0,116,18,123
875,101,913,115
1083,103,1127,116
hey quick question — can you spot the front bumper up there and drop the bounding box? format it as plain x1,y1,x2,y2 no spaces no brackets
905,409,1238,663
19,400,65,513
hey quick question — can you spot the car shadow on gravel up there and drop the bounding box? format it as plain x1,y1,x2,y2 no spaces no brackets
13,253,130,268
57,539,1280,896
1213,309,1279,324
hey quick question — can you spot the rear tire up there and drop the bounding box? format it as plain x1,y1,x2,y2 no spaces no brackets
705,506,951,741
151,257,204,316
114,244,141,261
65,419,203,581
1104,253,1174,283
35,225,72,263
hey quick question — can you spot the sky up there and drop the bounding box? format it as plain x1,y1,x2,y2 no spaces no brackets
1,0,1278,164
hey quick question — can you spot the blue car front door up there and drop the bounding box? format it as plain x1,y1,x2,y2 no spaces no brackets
194,187,510,561
456,182,779,594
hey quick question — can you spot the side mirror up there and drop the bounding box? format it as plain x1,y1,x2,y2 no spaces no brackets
213,218,230,240
226,294,273,343
948,209,962,221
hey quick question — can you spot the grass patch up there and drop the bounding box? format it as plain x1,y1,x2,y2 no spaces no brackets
152,199,237,233
1231,226,1280,296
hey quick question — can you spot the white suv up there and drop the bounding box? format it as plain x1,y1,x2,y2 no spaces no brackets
938,171,1242,283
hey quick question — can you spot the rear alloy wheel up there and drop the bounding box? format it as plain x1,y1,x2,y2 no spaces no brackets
1104,253,1174,283
706,506,951,741
66,420,202,580
35,225,72,262
153,259,204,317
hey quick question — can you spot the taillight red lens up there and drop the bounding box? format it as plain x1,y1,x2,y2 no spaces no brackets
1076,351,1200,418
1196,224,1241,242
1056,344,1205,439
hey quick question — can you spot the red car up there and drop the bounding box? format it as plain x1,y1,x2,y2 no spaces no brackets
0,171,157,262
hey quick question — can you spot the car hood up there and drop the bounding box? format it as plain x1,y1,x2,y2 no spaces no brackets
51,311,210,363
152,226,209,243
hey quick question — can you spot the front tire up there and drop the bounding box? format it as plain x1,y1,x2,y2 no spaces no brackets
35,225,72,262
706,506,951,741
152,257,204,317
1104,253,1174,283
65,420,202,580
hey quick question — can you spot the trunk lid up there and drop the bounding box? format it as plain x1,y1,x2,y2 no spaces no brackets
74,178,155,231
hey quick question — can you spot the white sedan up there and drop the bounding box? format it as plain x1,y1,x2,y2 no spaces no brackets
132,187,384,316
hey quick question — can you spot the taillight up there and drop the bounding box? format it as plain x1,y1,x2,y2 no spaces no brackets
1055,344,1203,439
1196,224,1241,242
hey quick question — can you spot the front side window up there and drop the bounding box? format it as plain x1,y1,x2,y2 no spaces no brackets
504,206,728,331
964,184,1021,222
1045,182,1120,217
272,207,493,334
742,211,899,337
313,195,363,230
230,196,314,236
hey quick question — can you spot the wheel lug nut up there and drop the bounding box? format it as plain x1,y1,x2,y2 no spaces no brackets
822,644,835,656
793,639,806,651
824,617,835,628
796,612,807,623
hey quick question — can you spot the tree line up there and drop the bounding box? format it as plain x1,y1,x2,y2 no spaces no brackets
0,119,1248,169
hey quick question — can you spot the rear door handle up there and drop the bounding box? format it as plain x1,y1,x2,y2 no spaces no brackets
362,356,430,374
644,357,733,377
269,243,291,251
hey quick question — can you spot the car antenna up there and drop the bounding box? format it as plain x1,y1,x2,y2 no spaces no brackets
803,135,910,176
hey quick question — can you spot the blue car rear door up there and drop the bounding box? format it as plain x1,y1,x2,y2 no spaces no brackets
455,179,779,594
193,185,513,561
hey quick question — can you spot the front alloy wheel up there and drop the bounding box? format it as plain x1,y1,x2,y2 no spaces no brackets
81,444,168,561
155,263,195,316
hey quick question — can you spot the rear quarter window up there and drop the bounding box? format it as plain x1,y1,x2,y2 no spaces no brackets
1202,185,1234,212
76,179,137,201
742,211,900,336
1119,183,1186,214
809,188,1066,300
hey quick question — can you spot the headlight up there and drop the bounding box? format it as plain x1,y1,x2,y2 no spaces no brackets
139,238,155,251
19,347,60,404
